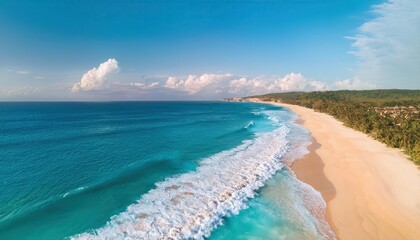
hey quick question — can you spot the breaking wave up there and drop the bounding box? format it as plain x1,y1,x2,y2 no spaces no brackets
72,113,291,239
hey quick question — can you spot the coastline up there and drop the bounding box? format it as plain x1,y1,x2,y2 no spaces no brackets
262,101,420,240
290,138,337,233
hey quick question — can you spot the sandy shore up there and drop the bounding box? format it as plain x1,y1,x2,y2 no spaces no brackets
268,101,420,240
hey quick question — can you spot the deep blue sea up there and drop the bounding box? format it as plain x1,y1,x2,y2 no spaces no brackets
0,102,334,239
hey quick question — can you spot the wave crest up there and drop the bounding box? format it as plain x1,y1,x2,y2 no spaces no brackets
244,121,254,129
72,123,290,239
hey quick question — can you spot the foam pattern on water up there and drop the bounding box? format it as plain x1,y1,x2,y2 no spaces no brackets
72,112,290,240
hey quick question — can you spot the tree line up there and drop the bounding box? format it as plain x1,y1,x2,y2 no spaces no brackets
249,90,420,164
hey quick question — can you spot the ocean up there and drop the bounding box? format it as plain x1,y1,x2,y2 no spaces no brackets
0,101,334,239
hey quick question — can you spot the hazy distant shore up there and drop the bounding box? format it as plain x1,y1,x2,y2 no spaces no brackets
258,100,420,240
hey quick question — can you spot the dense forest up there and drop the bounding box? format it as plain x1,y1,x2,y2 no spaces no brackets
247,90,420,164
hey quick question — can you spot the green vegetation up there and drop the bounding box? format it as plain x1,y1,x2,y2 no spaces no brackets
249,90,420,164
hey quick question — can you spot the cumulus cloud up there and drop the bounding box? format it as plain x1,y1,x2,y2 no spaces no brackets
228,77,268,95
349,0,420,88
269,73,327,92
227,73,328,96
69,65,376,99
165,73,234,94
72,58,120,92
165,72,333,97
69,57,378,100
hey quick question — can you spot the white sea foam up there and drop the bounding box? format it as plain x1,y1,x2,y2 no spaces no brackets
271,110,335,239
72,112,291,240
63,186,87,198
244,121,254,129
298,178,336,240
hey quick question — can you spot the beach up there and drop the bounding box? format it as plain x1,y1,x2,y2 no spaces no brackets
269,101,420,240
2,101,419,239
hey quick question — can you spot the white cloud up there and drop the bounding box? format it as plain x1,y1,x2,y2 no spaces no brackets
333,77,376,90
72,58,120,92
72,69,333,98
269,73,327,92
130,82,160,89
228,73,328,96
165,72,334,97
68,63,380,99
349,0,420,88
64,48,396,100
228,77,268,95
165,73,234,94
67,57,378,100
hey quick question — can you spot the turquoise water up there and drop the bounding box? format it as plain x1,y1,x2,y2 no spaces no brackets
0,102,334,239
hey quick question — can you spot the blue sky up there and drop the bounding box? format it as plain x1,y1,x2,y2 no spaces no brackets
0,0,418,100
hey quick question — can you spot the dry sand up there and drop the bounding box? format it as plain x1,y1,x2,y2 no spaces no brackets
270,102,420,240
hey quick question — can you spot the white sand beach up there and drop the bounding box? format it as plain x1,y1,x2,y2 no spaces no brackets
269,101,420,240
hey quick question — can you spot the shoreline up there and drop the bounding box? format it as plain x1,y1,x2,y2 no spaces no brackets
290,137,337,233
261,100,420,240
